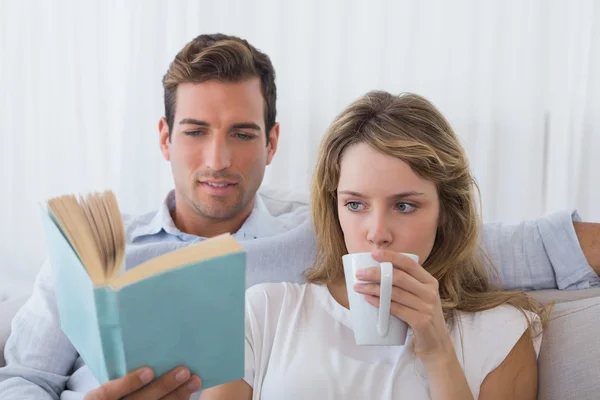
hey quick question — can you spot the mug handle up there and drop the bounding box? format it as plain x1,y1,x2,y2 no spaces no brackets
377,261,393,336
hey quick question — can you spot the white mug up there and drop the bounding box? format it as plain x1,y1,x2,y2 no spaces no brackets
343,252,419,346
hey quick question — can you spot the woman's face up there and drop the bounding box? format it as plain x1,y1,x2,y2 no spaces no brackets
337,142,440,264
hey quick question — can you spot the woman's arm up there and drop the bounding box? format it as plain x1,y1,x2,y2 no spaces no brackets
479,330,538,400
421,348,474,400
355,250,475,400
199,379,252,400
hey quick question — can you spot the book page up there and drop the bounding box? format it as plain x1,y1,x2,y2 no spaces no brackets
80,197,104,266
48,195,107,285
88,194,112,268
111,233,244,289
103,191,125,281
47,191,126,285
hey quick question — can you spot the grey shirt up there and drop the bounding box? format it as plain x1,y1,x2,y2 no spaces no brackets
0,189,597,399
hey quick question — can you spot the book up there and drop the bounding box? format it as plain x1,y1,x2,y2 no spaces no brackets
40,190,246,389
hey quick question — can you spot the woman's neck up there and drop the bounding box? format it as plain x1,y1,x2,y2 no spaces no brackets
327,277,350,309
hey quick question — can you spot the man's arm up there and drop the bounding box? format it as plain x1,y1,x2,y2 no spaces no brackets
574,222,600,276
481,210,600,291
0,260,79,399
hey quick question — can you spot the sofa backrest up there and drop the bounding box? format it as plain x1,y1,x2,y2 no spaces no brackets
531,288,600,400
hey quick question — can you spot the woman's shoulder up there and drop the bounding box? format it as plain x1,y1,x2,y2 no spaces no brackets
452,304,543,381
245,282,309,312
455,304,540,334
246,281,307,298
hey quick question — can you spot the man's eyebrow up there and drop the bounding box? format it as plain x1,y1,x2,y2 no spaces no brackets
177,120,262,131
230,123,262,131
178,118,209,126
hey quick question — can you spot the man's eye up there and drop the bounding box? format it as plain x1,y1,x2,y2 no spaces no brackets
234,132,255,140
184,130,204,136
345,201,364,212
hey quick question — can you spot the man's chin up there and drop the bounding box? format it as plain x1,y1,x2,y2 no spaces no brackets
193,201,244,221
191,189,251,219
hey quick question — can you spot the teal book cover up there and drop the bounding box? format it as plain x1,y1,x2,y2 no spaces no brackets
40,199,246,390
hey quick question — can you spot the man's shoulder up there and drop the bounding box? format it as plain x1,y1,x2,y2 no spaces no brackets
254,186,311,236
121,209,160,242
258,186,309,216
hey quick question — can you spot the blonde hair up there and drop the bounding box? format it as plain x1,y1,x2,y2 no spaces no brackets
307,90,550,327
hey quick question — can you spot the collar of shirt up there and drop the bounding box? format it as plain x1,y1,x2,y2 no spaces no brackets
129,189,290,242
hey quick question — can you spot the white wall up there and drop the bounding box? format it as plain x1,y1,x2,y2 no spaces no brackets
1,0,599,291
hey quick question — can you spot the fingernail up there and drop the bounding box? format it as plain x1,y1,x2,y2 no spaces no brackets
188,377,201,391
354,283,365,291
176,368,190,382
355,269,367,278
139,368,153,384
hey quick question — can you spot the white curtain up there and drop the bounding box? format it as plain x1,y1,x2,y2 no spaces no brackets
1,0,599,289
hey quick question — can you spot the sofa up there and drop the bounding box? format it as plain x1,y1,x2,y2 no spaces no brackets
1,286,599,399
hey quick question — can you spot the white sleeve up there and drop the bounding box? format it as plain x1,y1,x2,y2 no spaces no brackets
458,305,543,397
243,317,256,388
481,307,542,377
536,210,599,290
481,210,598,291
242,283,287,389
0,260,80,398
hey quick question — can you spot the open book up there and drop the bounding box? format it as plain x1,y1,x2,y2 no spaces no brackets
40,190,246,389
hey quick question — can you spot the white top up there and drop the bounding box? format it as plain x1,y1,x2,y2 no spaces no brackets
243,282,542,400
0,186,588,398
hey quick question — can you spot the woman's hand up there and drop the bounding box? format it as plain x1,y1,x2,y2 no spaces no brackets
353,249,454,364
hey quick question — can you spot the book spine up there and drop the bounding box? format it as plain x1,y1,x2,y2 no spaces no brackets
94,287,127,380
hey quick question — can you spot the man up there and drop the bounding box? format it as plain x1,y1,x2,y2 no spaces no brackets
1,33,598,400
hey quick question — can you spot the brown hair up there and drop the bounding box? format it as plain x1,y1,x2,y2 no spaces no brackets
162,33,277,141
308,90,550,327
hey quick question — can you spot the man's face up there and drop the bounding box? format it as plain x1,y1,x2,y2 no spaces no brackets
159,79,279,221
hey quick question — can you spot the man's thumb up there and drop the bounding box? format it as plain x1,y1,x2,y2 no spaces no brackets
84,367,154,400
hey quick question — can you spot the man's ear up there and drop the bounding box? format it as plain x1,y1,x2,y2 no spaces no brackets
266,123,280,166
159,117,171,161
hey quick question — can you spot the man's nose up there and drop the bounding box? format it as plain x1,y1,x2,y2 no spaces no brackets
204,134,231,171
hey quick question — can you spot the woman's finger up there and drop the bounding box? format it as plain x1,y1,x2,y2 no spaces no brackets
372,250,434,284
355,282,426,312
364,295,421,327
356,267,428,298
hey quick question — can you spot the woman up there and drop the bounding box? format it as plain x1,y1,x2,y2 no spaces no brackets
202,91,547,399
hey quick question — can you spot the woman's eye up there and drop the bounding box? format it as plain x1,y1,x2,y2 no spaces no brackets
397,202,416,213
346,201,364,212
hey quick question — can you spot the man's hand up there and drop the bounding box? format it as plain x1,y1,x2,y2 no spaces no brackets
84,366,202,400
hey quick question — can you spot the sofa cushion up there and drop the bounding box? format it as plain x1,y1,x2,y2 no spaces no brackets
537,295,600,400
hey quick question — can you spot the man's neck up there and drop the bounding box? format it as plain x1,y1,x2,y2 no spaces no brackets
170,195,255,238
